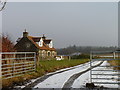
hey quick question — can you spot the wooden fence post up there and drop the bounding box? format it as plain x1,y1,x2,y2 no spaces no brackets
34,52,37,71
113,52,115,59
0,53,2,90
36,54,40,67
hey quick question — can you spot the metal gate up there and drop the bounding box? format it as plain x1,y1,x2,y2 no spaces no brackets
90,51,120,88
0,52,36,79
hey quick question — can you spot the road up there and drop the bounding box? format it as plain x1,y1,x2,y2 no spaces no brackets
20,61,119,89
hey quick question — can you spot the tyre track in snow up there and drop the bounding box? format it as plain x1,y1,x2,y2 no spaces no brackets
62,61,103,88
22,62,90,90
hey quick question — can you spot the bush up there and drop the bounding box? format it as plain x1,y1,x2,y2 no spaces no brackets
1,34,15,52
71,54,90,59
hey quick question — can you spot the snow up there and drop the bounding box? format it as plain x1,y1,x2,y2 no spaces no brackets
16,60,119,89
15,61,91,89
34,61,101,88
72,61,120,88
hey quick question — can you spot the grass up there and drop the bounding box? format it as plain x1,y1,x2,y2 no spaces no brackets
37,59,89,75
108,60,120,70
2,59,89,88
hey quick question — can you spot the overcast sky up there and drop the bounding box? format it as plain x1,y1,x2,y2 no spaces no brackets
2,2,118,48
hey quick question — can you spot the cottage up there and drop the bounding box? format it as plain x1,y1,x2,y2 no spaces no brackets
14,30,57,60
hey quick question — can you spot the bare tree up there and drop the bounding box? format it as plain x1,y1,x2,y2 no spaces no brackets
0,0,7,11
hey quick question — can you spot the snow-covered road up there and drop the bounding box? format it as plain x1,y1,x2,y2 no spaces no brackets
17,60,119,89
34,61,103,88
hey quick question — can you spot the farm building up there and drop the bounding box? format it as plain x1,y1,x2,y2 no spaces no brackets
14,30,57,60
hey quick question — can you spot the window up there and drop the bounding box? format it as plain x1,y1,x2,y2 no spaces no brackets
39,38,43,47
48,52,50,56
52,53,54,56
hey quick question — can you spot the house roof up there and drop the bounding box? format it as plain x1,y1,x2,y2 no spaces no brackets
44,39,51,44
32,37,41,42
27,36,56,51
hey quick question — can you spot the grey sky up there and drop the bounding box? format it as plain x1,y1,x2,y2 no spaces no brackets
2,2,118,48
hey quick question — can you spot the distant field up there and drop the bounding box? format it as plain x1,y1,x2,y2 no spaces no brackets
2,59,89,88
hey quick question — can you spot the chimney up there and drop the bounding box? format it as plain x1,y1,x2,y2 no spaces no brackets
23,29,28,37
42,34,46,40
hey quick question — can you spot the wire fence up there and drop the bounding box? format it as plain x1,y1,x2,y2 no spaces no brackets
0,52,36,79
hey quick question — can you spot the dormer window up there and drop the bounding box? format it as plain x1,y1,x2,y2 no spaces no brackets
39,38,43,47
49,41,53,48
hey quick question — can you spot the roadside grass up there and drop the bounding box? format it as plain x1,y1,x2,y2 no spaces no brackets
37,59,90,74
108,60,120,70
2,59,89,88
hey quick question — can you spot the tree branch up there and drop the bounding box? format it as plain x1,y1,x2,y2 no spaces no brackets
0,0,7,11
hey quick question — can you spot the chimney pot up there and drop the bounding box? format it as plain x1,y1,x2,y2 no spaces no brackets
23,29,28,37
42,34,46,40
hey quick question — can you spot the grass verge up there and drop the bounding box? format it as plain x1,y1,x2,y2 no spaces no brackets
2,59,89,88
108,60,120,70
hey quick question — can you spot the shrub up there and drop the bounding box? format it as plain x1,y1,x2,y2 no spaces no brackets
1,34,15,52
71,54,90,59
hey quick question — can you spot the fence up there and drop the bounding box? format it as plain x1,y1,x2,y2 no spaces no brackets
0,52,36,79
90,51,120,88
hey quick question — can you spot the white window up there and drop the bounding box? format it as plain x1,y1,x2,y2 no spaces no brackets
39,38,43,47
49,41,53,48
